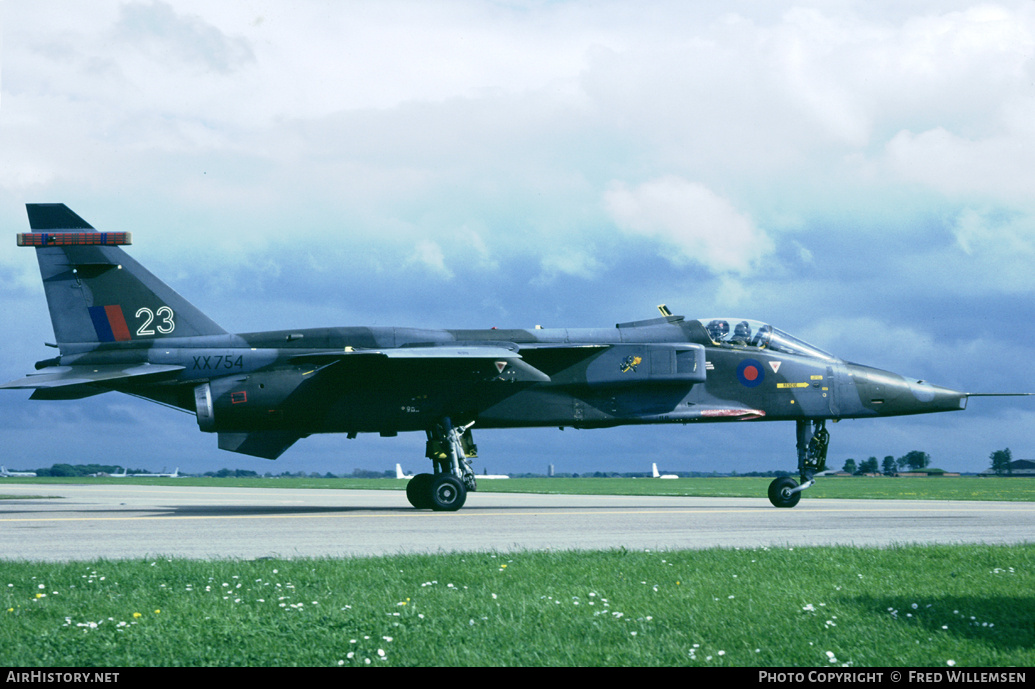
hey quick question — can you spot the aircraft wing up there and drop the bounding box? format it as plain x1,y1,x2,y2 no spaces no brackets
0,364,186,400
213,346,555,461
290,346,552,382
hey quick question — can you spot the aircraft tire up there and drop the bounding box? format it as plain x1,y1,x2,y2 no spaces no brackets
429,474,467,512
406,473,435,509
767,476,801,508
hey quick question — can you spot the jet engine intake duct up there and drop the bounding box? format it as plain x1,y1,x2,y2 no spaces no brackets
583,343,707,387
194,382,215,432
194,370,308,432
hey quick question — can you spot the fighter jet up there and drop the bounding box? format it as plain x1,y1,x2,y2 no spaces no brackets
3,204,1028,511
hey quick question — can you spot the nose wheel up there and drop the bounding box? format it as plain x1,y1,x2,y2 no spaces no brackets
768,476,802,508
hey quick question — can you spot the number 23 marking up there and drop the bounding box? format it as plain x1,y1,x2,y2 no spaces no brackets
136,306,175,336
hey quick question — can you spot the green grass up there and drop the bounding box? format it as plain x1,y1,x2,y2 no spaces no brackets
5,475,1033,502
477,476,1035,502
1,545,1031,667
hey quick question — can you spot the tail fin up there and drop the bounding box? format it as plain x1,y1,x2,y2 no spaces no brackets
24,204,226,352
652,462,660,478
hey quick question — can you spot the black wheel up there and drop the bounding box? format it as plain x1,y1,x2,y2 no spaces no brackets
406,473,435,509
429,474,467,512
768,476,801,508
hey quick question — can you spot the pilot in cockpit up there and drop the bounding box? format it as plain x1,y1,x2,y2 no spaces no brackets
752,323,773,349
706,319,729,343
731,321,752,345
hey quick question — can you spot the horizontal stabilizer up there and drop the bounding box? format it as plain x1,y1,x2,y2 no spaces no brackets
30,387,107,400
1,364,185,394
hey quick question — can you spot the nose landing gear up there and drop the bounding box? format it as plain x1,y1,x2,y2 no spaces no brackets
768,419,829,508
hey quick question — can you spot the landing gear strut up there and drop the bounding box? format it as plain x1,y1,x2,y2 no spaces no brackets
405,418,477,511
768,419,830,508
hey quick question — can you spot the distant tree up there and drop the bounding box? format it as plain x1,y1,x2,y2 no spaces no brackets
900,450,931,471
882,456,897,476
858,457,879,474
989,448,1013,476
350,468,392,478
205,468,257,478
842,458,857,474
46,464,82,477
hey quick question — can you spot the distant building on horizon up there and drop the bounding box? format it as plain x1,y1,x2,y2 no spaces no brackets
982,459,1035,476
897,468,961,477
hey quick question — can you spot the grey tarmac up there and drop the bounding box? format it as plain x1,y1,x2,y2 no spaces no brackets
1,483,1032,561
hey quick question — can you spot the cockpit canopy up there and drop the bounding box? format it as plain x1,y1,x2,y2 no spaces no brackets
697,318,837,362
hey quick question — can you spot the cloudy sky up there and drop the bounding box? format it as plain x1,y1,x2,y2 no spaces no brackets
1,0,1032,476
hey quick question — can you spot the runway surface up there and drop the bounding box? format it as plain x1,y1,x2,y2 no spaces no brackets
1,483,1033,561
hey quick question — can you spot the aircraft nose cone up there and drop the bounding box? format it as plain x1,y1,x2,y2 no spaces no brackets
906,379,968,413
847,364,966,416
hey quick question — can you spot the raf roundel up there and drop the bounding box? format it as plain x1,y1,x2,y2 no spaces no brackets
737,359,765,388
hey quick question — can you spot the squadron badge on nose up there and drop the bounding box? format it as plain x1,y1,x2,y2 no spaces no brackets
620,355,642,373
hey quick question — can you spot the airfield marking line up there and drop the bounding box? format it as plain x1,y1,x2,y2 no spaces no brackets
0,504,1030,524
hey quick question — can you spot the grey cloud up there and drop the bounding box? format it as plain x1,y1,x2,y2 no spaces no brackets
114,1,255,73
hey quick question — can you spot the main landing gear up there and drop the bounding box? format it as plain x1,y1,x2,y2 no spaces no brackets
768,419,829,508
406,418,478,511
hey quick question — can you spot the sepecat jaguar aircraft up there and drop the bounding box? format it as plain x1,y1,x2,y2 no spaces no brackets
4,204,1027,511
